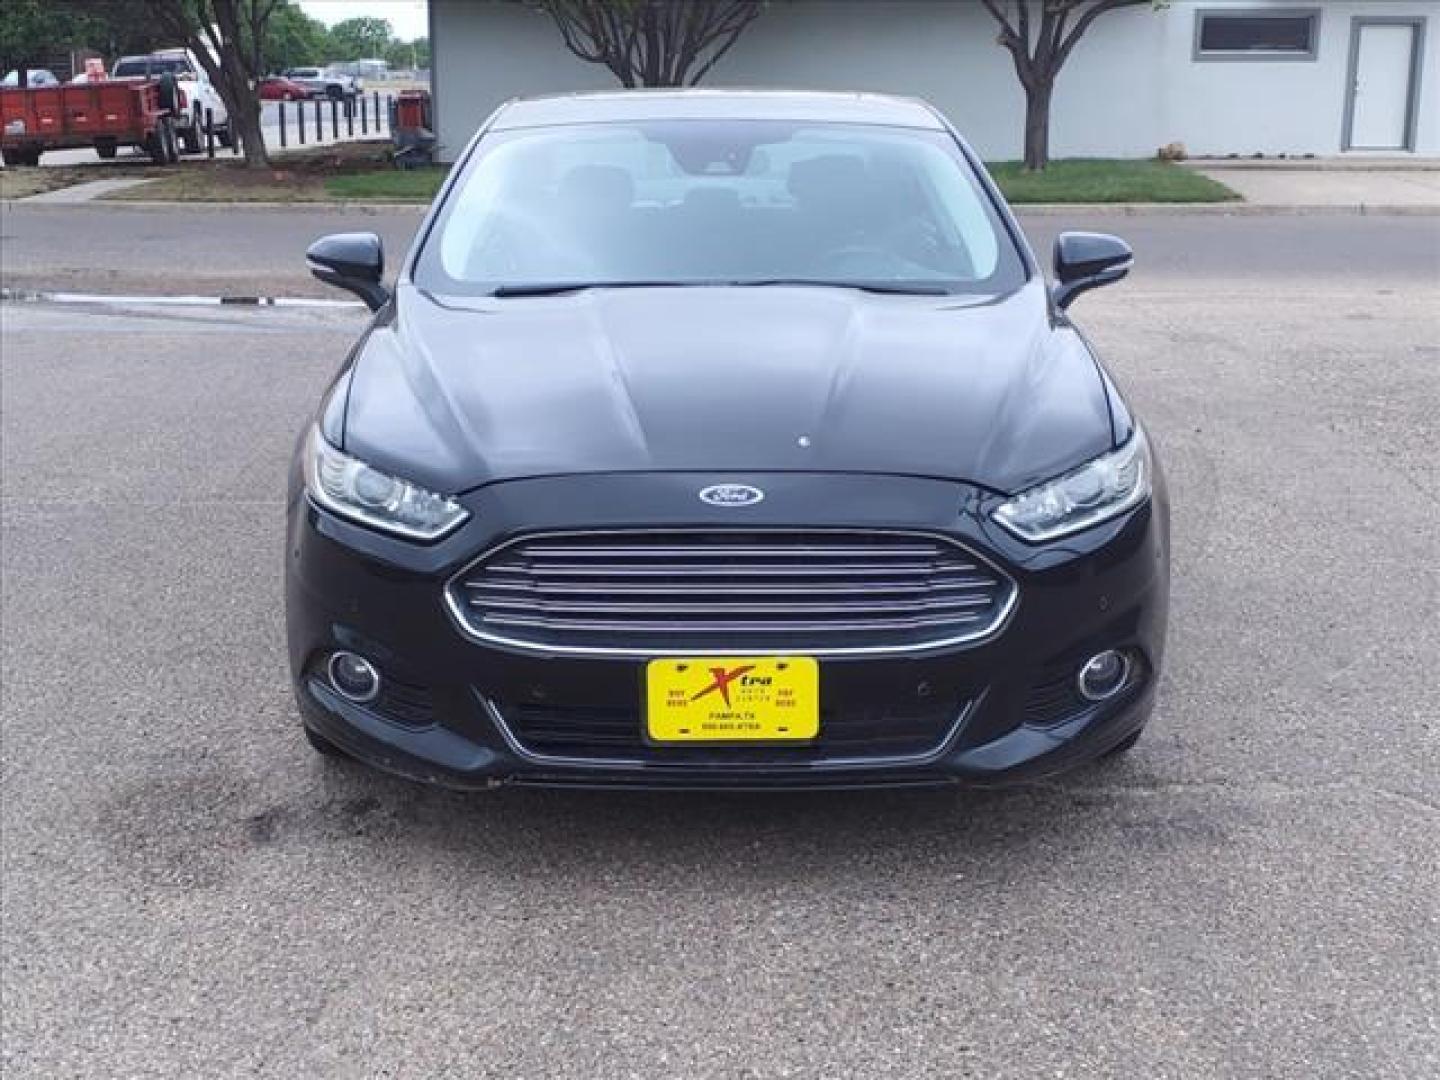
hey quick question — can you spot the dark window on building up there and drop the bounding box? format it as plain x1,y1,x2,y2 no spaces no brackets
1196,11,1319,58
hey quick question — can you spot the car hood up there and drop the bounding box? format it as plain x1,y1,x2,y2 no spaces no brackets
342,281,1114,496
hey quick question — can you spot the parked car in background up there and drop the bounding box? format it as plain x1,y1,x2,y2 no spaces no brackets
112,48,231,153
329,59,384,83
328,65,365,96
282,66,358,100
1,69,59,87
259,76,309,102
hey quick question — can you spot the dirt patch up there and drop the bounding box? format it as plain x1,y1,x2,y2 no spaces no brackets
95,762,431,891
98,772,258,890
102,141,414,203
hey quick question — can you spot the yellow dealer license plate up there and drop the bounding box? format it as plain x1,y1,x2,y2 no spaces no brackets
645,657,819,744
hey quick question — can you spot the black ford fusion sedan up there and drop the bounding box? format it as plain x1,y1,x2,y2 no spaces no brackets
288,90,1169,790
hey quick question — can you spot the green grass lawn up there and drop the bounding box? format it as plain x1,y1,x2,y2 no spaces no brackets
989,158,1240,204
94,151,1238,206
323,167,448,200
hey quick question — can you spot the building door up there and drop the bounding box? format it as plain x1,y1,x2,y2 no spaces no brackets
1345,20,1424,151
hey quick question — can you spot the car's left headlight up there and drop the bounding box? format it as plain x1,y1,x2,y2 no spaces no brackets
304,426,468,541
993,431,1150,543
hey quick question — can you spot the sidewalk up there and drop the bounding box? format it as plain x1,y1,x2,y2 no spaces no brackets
20,177,157,203
1185,159,1440,210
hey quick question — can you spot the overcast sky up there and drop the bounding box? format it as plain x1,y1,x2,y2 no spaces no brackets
298,1,430,42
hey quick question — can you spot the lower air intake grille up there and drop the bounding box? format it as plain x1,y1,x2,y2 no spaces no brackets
491,698,969,764
448,530,1014,655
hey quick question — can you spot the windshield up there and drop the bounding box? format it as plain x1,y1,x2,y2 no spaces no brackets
414,120,1026,297
113,58,193,77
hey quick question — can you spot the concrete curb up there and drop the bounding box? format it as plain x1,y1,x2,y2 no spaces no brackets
0,197,424,214
1013,202,1440,216
1182,159,1440,173
0,286,361,309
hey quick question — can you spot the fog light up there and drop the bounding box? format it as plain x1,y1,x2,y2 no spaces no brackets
1077,650,1131,702
328,651,380,703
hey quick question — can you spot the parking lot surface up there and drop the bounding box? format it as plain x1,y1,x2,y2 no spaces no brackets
1,212,1437,1077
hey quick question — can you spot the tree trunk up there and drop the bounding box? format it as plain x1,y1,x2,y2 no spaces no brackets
228,89,269,168
1023,80,1053,171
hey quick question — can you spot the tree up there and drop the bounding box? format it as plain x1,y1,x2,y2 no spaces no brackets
262,2,333,71
1,0,159,74
978,0,1150,170
145,0,283,168
74,0,171,62
531,0,763,88
0,0,74,72
328,16,393,61
384,37,430,72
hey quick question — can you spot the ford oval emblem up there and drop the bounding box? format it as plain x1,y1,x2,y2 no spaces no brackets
699,483,765,508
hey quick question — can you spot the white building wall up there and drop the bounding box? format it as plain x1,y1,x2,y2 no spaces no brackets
431,0,1438,162
665,0,1033,159
1160,2,1439,157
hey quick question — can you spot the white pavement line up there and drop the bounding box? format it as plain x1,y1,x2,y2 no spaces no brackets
0,287,362,309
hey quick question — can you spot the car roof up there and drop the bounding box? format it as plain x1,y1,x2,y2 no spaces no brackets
491,89,945,132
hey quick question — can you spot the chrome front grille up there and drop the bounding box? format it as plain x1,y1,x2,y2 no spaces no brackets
446,531,1015,655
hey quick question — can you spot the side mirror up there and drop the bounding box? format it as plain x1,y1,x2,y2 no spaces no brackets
1052,232,1133,311
306,232,389,311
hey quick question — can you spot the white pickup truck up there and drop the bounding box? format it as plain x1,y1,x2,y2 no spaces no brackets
112,49,232,155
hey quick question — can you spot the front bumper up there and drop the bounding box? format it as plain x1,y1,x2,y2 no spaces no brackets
285,470,1169,790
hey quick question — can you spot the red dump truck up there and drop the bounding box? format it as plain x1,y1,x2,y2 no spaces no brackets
0,79,180,166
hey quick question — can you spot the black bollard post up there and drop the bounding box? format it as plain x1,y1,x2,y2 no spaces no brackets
297,98,305,144
360,94,368,135
314,98,322,142
330,97,339,140
279,99,287,148
205,108,215,158
346,97,353,138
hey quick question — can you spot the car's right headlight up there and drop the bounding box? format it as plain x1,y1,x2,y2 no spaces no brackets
992,431,1150,543
303,426,468,541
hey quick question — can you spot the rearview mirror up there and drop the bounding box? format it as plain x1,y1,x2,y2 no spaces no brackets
306,232,389,311
1052,232,1133,311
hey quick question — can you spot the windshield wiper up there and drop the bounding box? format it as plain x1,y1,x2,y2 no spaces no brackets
490,279,955,298
737,279,953,295
489,281,683,298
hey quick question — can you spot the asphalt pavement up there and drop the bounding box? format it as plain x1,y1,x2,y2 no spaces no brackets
4,202,1438,298
1,211,1438,1077
1,203,424,297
